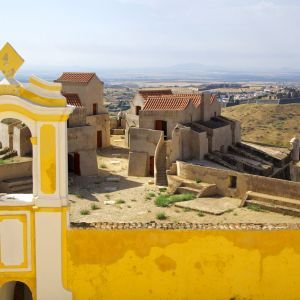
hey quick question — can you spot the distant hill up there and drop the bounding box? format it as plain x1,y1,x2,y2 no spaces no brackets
222,104,300,147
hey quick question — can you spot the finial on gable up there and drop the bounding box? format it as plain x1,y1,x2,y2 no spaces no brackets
0,42,24,79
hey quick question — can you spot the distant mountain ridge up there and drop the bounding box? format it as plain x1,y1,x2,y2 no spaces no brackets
15,64,300,83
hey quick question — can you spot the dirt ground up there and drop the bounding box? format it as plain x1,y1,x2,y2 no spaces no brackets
69,136,300,224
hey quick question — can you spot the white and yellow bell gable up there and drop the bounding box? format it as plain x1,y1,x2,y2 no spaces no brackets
0,43,73,300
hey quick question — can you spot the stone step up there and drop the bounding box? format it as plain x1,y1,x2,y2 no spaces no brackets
0,147,9,155
0,150,17,160
246,191,300,210
176,186,201,196
245,199,300,217
3,176,33,187
1,176,33,193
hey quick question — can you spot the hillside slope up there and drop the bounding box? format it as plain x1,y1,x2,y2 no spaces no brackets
222,104,300,147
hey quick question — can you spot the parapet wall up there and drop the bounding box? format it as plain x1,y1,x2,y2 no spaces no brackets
66,228,300,300
0,160,32,181
177,161,300,200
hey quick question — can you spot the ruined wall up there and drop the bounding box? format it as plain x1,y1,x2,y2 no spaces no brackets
68,125,97,153
13,126,32,157
68,107,87,128
87,114,110,148
66,229,300,300
201,93,222,121
0,160,32,181
129,128,161,156
177,161,300,200
211,124,233,152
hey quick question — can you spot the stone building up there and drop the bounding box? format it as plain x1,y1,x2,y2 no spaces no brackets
55,72,110,176
126,89,173,134
0,72,110,181
127,91,291,186
55,72,110,149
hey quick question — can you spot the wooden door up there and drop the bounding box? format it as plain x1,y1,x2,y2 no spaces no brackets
74,152,81,176
149,156,154,177
97,130,102,148
155,120,163,130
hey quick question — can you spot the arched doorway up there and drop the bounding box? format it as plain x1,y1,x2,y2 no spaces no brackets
0,281,32,300
0,118,33,193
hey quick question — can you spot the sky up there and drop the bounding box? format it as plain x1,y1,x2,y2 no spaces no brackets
1,0,300,73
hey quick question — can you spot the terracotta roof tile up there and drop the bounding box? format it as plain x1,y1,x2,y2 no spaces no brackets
56,72,96,84
139,89,173,100
143,94,202,111
62,93,83,107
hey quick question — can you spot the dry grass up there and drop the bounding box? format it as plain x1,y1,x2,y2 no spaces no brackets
222,104,300,147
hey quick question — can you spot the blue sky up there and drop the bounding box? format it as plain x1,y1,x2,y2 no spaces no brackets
1,0,300,72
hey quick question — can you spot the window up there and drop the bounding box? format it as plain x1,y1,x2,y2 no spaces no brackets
93,103,98,115
229,175,237,189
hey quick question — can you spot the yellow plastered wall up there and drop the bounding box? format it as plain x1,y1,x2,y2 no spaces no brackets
66,230,300,300
40,124,56,194
0,206,36,300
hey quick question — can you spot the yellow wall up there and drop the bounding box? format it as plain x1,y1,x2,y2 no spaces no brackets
40,124,56,194
66,229,300,300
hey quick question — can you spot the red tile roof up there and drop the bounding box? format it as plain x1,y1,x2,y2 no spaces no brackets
56,72,96,84
62,93,83,107
143,94,202,111
139,89,173,100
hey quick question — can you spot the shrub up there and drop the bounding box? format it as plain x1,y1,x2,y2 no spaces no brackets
80,209,90,215
195,178,201,183
100,163,107,169
116,199,125,204
91,203,99,210
198,211,205,217
246,204,263,212
155,193,195,207
159,187,167,193
156,212,167,220
147,192,156,198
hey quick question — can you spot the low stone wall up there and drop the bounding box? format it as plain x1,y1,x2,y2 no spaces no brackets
177,161,300,200
71,221,300,230
0,160,32,181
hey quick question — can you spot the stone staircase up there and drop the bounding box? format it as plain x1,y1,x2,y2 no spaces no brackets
1,176,33,193
0,147,17,160
171,176,217,198
242,191,300,217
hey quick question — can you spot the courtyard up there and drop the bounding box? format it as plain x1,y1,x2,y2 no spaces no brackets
68,135,300,224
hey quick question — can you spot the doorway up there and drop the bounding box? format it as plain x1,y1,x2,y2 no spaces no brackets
97,130,103,148
74,152,81,176
149,156,154,177
0,281,32,300
155,120,167,139
136,106,141,115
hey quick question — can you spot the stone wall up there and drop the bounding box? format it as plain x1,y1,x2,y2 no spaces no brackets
139,102,199,139
0,160,32,181
13,125,32,157
129,127,162,156
86,114,110,148
68,107,87,128
68,125,97,153
61,76,105,115
176,161,300,200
